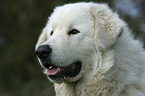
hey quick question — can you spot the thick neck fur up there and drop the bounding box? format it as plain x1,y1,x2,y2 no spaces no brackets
55,50,119,96
54,31,145,96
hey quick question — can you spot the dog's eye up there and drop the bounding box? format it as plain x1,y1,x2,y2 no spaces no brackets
50,31,54,36
68,29,80,35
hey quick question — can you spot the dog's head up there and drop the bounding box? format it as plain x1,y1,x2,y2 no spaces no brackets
35,3,124,83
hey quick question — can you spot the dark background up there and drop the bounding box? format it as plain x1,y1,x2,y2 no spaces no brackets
0,0,145,96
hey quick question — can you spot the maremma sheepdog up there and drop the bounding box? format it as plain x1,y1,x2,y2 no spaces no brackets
35,2,145,96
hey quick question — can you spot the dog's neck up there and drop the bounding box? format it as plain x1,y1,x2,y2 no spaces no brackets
54,71,120,96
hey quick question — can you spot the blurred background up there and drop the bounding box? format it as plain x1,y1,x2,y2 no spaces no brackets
0,0,145,96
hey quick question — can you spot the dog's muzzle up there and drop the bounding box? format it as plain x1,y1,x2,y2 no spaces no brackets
35,45,82,83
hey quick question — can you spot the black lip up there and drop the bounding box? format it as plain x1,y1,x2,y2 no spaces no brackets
64,61,82,77
47,61,82,80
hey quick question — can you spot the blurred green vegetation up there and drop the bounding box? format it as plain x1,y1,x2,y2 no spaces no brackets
0,0,144,96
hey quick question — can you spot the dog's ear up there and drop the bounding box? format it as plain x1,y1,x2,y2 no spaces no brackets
35,27,48,49
91,4,124,49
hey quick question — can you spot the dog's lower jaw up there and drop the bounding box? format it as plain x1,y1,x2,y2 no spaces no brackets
54,72,88,96
54,73,93,96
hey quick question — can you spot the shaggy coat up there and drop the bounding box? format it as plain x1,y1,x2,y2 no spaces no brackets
36,2,145,96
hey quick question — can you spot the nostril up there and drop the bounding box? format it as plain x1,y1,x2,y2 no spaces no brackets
35,45,52,59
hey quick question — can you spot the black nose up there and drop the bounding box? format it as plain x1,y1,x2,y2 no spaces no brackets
35,45,52,59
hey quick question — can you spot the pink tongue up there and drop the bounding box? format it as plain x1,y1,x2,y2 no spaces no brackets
47,68,59,75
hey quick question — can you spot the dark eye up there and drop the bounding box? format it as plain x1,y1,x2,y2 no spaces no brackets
50,31,54,35
68,29,80,35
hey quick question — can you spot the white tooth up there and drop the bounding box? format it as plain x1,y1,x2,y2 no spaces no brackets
49,66,52,69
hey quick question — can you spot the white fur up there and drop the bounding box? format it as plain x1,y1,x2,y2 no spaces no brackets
36,2,145,96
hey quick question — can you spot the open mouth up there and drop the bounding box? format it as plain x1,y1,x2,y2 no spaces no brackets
44,61,82,81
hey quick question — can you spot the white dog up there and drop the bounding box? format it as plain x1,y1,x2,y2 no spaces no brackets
35,2,145,96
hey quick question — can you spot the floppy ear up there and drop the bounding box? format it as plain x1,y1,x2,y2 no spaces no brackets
91,4,124,49
35,27,48,49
